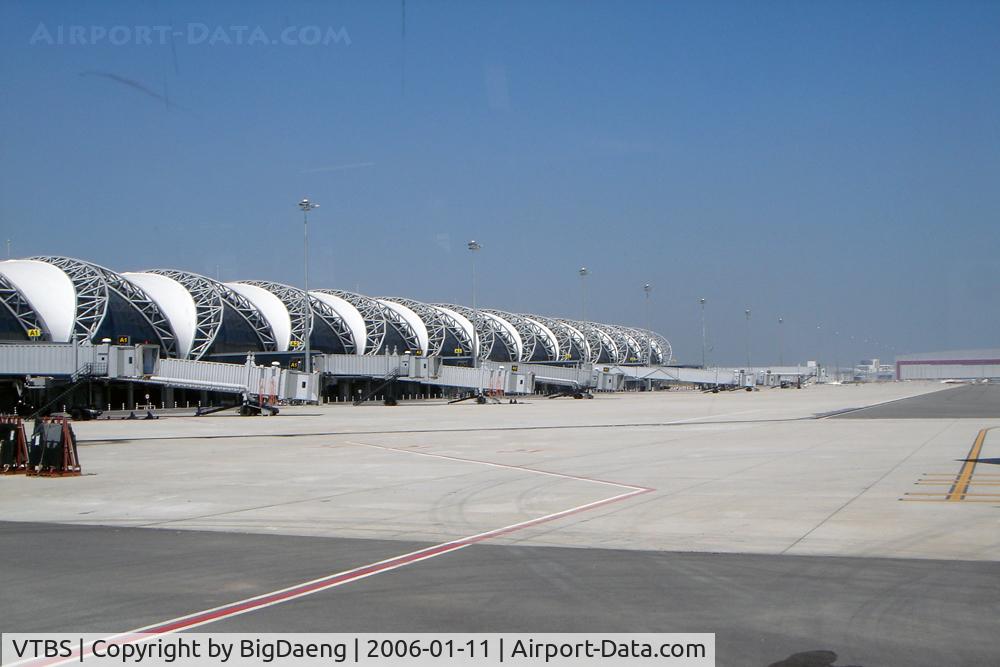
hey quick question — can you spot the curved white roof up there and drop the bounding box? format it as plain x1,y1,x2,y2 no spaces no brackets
431,305,477,352
310,291,367,355
0,260,76,342
122,272,198,357
623,331,644,361
226,282,291,352
576,323,614,360
482,311,523,361
523,316,560,360
377,299,429,356
558,320,591,360
594,327,619,361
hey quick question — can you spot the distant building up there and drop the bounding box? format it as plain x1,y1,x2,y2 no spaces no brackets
853,359,894,382
894,349,1000,381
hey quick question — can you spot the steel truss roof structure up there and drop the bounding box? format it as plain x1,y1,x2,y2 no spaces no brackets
148,270,278,358
0,257,672,366
216,282,279,352
530,316,591,362
600,324,644,364
0,273,46,340
239,281,312,351
567,320,617,364
313,289,387,355
147,269,224,360
382,297,473,358
29,256,178,357
625,327,671,366
485,309,558,363
434,304,521,362
307,293,358,355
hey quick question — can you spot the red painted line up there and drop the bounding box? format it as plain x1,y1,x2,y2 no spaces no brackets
145,541,468,632
11,444,654,667
137,487,651,634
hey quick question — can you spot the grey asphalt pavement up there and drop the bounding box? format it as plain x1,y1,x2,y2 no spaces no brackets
2,522,996,667
833,383,1000,419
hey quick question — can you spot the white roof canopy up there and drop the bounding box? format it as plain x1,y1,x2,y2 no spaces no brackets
225,282,292,352
310,290,367,355
122,272,198,357
378,299,429,356
0,260,76,342
482,311,523,360
523,316,561,360
432,305,477,352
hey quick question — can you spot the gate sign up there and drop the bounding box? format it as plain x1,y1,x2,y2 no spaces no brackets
26,328,41,338
117,335,131,345
454,347,464,355
289,340,302,348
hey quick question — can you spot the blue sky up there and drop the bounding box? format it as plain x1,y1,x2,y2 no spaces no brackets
1,1,998,366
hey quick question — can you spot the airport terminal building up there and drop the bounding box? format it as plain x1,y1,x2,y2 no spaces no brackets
0,256,671,365
0,256,673,410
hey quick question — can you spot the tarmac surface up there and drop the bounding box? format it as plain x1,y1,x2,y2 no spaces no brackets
833,382,1000,419
2,382,999,666
2,521,996,667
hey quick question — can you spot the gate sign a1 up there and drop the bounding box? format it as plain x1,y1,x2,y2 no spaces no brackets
26,328,41,338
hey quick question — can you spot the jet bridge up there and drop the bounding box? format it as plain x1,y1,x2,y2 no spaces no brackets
0,342,319,404
317,353,537,395
0,341,817,412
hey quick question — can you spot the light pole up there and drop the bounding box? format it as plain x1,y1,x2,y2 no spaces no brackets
643,283,652,365
298,198,319,375
834,330,840,382
745,308,752,371
817,324,825,381
777,317,784,366
468,240,481,369
699,298,707,368
579,267,589,322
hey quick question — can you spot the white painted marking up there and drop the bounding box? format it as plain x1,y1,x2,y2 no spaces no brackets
12,440,654,666
345,439,648,491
